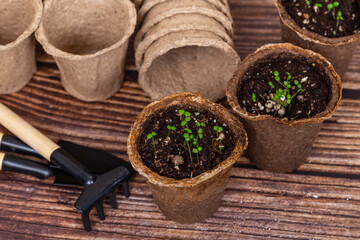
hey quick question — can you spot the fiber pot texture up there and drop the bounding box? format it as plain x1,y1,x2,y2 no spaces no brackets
139,30,240,101
127,92,248,224
0,0,42,94
135,0,234,49
227,43,342,173
135,13,233,69
136,0,232,28
273,0,360,77
36,0,136,102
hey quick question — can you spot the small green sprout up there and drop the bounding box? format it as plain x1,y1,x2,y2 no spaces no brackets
327,3,334,11
269,81,275,89
314,3,322,7
252,93,257,102
214,126,224,133
305,0,311,5
147,131,156,140
178,109,185,115
336,11,343,26
327,1,339,12
274,71,280,81
286,72,292,80
193,146,203,154
166,125,176,138
147,132,157,154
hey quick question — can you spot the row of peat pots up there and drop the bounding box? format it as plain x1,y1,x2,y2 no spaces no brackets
0,0,358,226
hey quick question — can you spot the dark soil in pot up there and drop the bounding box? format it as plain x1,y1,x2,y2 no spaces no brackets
282,0,360,38
138,106,235,180
237,54,332,120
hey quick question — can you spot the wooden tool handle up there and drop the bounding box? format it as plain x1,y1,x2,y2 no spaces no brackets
0,103,59,161
0,152,4,170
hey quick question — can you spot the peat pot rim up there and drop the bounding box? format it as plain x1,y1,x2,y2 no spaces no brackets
127,92,248,187
226,43,342,127
273,0,360,46
35,0,136,59
0,0,43,50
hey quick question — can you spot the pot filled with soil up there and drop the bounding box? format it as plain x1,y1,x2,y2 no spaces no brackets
273,0,360,77
35,0,136,102
127,92,247,223
0,0,42,94
227,43,342,173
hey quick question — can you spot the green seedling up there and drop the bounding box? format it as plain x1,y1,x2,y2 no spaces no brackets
166,125,176,139
252,93,257,102
327,1,339,12
147,131,157,154
305,0,311,6
314,3,322,8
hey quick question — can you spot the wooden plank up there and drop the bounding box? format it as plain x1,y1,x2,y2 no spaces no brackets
0,0,359,238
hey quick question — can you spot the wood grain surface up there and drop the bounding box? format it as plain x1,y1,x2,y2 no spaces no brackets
0,0,360,239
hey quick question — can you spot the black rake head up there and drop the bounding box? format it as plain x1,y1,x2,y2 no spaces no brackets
74,166,131,231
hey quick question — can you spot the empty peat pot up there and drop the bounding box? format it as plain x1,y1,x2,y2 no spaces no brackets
135,0,234,50
135,0,234,36
35,0,136,101
0,0,42,94
127,92,247,223
135,13,233,69
227,43,342,173
273,0,360,77
138,30,240,101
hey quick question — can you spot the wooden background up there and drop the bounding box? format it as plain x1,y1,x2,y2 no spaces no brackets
1,0,360,239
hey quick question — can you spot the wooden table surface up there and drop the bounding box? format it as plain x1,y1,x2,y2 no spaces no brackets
1,0,360,239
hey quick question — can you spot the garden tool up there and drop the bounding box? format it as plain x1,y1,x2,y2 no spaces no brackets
0,102,131,231
0,133,135,190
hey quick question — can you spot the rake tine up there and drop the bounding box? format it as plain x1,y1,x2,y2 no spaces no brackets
81,210,91,232
121,181,130,198
109,191,118,209
95,203,106,221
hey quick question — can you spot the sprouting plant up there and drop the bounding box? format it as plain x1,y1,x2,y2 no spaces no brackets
252,93,257,102
267,71,306,116
336,11,343,27
179,110,205,165
213,125,224,137
212,125,225,152
305,0,310,6
306,111,311,118
314,3,322,8
147,131,157,155
327,1,339,12
166,125,176,139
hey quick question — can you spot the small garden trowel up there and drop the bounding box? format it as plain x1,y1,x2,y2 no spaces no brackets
0,133,135,191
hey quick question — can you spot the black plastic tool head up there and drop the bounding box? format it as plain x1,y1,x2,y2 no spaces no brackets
74,166,131,232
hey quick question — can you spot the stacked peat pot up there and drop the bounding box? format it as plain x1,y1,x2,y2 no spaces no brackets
134,0,240,102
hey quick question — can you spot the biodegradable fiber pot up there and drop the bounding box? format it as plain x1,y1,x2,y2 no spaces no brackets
139,30,240,101
227,43,342,173
136,0,233,29
127,92,247,223
135,0,234,50
273,0,360,77
135,13,234,69
0,0,42,94
35,0,136,102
